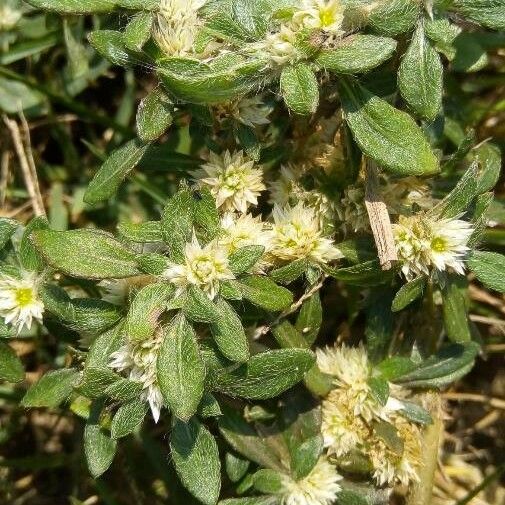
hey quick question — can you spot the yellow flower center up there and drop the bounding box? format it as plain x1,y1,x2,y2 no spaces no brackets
15,287,35,307
430,236,447,253
319,7,336,26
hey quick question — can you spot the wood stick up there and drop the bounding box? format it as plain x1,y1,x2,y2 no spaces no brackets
364,160,397,270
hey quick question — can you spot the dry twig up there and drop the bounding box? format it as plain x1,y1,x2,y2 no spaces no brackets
2,114,46,217
364,159,397,270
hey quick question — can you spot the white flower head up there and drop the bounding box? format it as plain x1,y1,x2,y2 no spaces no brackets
268,164,306,207
280,457,342,505
321,390,369,457
252,25,300,66
220,213,271,255
162,234,234,299
110,331,164,422
192,150,266,213
154,0,205,57
0,271,44,333
393,214,473,280
268,202,342,265
316,343,378,421
292,0,345,35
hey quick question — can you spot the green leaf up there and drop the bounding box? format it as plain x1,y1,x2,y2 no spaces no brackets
372,420,404,455
473,142,502,194
126,283,173,342
442,275,472,343
211,298,249,362
451,0,505,30
270,258,308,285
123,11,153,52
0,218,17,250
84,406,117,478
291,434,323,480
452,33,488,73
19,216,49,272
117,220,163,242
368,0,420,36
391,277,426,312
468,251,505,293
398,22,443,121
430,162,479,219
76,367,120,399
198,392,222,418
88,30,136,67
156,315,205,421
252,469,283,494
295,292,322,346
228,245,265,276
211,348,315,399
87,323,125,368
398,401,433,425
158,57,265,104
111,400,148,439
219,498,279,505
161,187,193,262
33,229,141,279
104,378,143,402
365,287,394,363
218,404,284,471
237,276,293,312
22,369,79,407
393,342,480,388
327,260,395,286
136,87,173,142
183,285,220,323
315,35,397,74
368,376,390,406
84,139,149,205
191,187,221,242
0,341,24,383
338,77,439,176
171,418,221,505
225,452,250,483
26,0,118,13
137,252,171,275
280,63,319,116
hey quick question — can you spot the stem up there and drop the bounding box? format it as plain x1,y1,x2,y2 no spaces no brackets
407,391,443,505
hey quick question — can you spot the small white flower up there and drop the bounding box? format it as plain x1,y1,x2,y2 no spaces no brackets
268,202,341,265
393,214,473,280
268,164,306,207
280,457,342,505
0,1,22,31
251,25,300,66
192,150,266,213
162,234,234,299
0,272,44,333
292,0,345,35
335,184,370,234
235,96,273,127
110,331,164,422
98,279,130,306
220,213,271,255
153,0,205,57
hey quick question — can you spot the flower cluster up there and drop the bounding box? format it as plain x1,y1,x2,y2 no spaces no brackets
317,344,422,486
393,214,474,280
